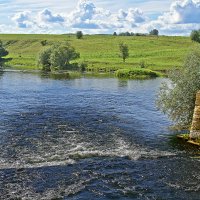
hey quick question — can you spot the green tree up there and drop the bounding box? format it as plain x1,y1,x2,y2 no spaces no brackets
119,43,129,62
38,47,52,71
76,31,83,39
156,47,200,127
50,43,80,70
190,30,200,43
0,40,9,68
38,43,80,71
149,29,159,36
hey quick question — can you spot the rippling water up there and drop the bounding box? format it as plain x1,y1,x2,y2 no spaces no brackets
0,71,200,199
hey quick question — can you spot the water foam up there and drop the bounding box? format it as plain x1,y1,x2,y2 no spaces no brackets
0,129,175,170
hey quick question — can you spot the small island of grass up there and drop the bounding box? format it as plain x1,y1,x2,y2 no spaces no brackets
115,68,163,79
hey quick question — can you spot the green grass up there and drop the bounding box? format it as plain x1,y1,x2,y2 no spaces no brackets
115,68,162,79
0,34,197,72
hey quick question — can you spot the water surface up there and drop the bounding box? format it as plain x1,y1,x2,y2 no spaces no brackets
0,72,200,199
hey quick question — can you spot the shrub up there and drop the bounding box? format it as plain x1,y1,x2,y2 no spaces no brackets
41,40,48,46
0,40,9,68
38,47,52,71
79,63,87,72
139,60,147,68
115,68,161,79
190,30,200,43
156,47,200,127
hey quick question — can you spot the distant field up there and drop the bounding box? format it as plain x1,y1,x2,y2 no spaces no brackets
0,34,196,71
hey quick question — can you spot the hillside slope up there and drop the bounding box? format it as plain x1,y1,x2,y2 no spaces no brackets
0,34,195,71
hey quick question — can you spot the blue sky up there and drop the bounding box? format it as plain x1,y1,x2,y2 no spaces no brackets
0,0,200,35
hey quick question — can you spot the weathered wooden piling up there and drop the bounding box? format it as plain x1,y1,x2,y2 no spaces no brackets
190,91,200,139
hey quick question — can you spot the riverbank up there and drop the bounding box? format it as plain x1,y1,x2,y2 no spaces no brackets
177,134,200,147
0,34,196,73
3,68,164,79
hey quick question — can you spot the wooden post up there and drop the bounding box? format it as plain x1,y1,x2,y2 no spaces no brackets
190,91,200,139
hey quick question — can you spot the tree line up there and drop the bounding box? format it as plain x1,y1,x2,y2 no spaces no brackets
113,29,159,37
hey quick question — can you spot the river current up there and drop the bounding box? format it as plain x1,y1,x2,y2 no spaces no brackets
0,71,200,199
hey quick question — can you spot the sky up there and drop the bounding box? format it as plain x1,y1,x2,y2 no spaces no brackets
0,0,200,35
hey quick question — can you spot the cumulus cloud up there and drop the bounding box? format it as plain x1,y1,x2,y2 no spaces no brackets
11,8,65,32
37,9,64,24
5,0,200,35
66,0,111,29
117,8,146,24
12,11,33,28
140,0,200,35
159,0,200,24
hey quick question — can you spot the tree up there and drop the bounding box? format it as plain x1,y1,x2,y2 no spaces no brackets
119,43,129,62
190,30,200,43
38,47,52,71
76,31,83,39
156,47,200,127
0,40,9,68
50,43,80,70
149,29,159,36
38,43,80,71
113,32,117,36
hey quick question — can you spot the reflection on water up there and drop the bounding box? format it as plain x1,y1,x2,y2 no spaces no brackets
118,79,128,88
0,72,200,199
0,71,4,79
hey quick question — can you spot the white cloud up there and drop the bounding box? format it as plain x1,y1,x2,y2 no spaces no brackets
124,8,146,24
37,9,64,24
66,0,112,29
2,0,200,35
140,0,200,35
12,11,33,28
159,0,200,24
11,8,66,32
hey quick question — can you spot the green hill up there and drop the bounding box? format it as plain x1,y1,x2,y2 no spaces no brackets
0,34,196,72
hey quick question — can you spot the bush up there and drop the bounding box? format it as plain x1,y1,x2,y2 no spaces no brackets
38,47,52,71
139,60,147,68
115,68,161,79
41,40,47,46
190,30,200,43
0,40,9,68
38,43,80,71
79,63,87,72
156,47,200,127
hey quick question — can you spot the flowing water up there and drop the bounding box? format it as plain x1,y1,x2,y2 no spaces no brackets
0,71,200,200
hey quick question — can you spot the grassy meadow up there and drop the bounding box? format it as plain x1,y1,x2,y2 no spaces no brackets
0,34,197,72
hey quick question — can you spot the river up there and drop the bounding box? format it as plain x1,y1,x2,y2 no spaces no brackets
0,71,200,199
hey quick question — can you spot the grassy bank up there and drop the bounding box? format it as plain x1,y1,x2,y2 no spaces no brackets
0,34,196,72
115,68,163,79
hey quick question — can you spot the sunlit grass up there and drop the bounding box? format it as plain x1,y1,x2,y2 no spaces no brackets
0,34,196,71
